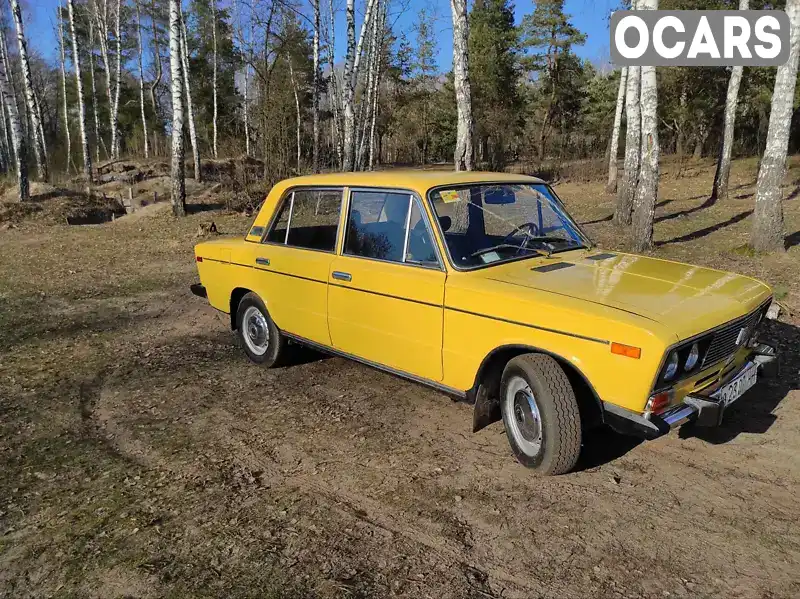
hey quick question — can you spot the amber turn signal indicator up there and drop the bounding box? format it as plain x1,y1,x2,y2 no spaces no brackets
611,342,641,359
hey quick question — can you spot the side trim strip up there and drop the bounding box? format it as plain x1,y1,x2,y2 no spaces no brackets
329,282,442,308
444,305,610,345
283,332,467,398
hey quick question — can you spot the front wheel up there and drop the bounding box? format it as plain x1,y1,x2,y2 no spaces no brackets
500,353,582,475
235,292,285,367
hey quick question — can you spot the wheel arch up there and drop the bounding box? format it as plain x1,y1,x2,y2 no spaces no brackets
229,287,253,330
469,344,604,433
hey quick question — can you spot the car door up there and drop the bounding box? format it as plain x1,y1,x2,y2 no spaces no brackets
249,187,343,346
327,188,446,381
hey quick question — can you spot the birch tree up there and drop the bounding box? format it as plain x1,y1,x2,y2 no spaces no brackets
712,0,748,201
11,0,47,181
169,0,186,216
136,0,149,158
311,0,320,172
0,39,27,200
57,2,72,173
67,0,92,181
211,0,218,158
179,8,201,181
149,0,163,154
341,0,378,171
614,0,640,227
450,0,474,171
751,0,800,252
93,0,116,159
606,66,627,193
631,3,659,251
112,0,122,158
287,54,301,171
88,18,104,162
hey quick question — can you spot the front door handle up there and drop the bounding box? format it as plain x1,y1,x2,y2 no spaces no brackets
255,257,270,266
332,271,352,282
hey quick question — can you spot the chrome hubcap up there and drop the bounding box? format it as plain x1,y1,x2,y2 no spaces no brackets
504,376,542,456
242,306,269,356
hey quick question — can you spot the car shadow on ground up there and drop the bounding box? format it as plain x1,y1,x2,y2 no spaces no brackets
679,318,800,444
575,427,643,471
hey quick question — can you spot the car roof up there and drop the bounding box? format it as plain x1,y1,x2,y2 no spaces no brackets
275,170,546,193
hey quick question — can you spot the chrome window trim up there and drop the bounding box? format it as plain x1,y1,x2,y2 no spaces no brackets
425,181,592,273
343,186,445,272
284,192,295,244
260,186,345,255
401,194,413,263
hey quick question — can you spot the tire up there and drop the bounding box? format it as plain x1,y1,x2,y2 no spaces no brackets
499,353,581,475
235,292,285,367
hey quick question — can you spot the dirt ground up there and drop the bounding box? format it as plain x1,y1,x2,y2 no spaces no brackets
1,157,799,599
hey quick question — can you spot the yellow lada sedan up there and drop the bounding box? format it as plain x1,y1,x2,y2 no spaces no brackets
191,172,778,474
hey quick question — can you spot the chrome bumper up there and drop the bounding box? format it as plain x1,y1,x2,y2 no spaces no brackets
603,343,778,439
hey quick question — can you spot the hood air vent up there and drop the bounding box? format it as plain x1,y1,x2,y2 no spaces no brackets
532,262,574,273
585,252,617,261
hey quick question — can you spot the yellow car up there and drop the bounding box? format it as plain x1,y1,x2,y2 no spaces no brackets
192,172,778,474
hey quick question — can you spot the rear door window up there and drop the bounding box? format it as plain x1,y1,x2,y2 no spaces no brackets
265,189,343,252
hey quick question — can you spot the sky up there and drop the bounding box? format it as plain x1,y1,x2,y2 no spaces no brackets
19,0,620,72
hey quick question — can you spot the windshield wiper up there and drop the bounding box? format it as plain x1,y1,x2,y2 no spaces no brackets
469,243,550,259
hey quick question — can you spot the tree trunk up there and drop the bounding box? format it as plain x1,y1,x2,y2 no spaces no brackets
631,64,659,251
450,0,474,171
67,0,92,181
211,0,218,158
57,1,72,174
368,1,387,171
0,40,27,200
615,64,640,225
243,61,250,157
149,0,163,155
712,0,748,202
751,0,800,252
179,9,201,181
11,0,47,181
606,66,627,193
88,18,104,163
112,0,122,158
327,0,343,167
94,0,116,160
287,55,301,172
311,0,320,172
136,1,149,158
341,0,378,171
168,0,185,216
631,0,659,251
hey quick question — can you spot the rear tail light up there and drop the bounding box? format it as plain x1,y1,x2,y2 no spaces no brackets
196,256,203,262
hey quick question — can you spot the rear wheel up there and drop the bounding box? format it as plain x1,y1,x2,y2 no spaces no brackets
235,292,285,367
500,353,581,475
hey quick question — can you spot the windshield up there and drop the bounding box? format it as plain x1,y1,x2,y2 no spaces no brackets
428,183,591,269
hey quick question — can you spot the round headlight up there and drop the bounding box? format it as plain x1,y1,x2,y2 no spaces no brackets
685,343,700,371
664,351,679,380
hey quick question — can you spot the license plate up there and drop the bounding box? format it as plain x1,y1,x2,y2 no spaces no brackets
712,362,758,407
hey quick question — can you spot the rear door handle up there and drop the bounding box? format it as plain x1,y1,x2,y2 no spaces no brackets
255,257,270,266
332,271,352,282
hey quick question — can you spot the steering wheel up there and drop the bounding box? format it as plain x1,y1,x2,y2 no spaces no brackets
503,222,540,253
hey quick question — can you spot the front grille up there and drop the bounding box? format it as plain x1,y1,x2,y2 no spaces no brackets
701,305,766,368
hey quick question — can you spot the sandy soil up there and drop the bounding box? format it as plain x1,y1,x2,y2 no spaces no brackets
0,157,798,598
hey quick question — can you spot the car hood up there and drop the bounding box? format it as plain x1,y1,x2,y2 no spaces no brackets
485,251,772,340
